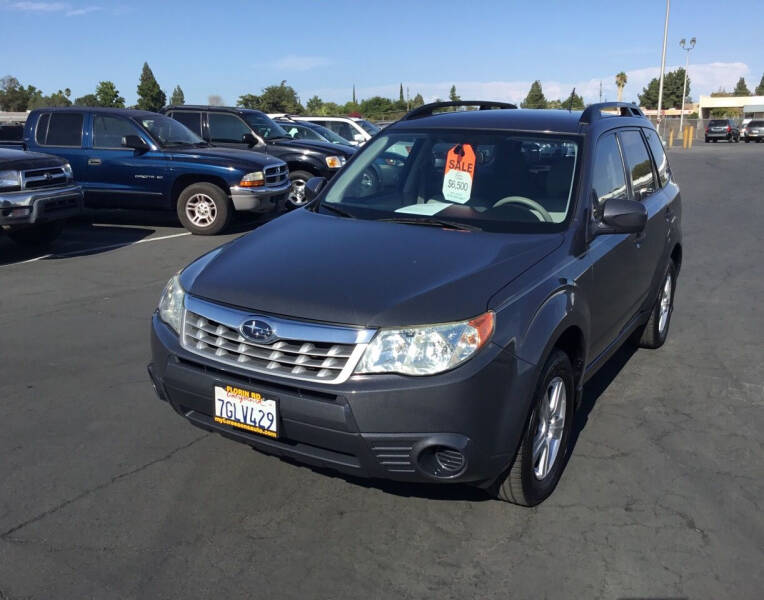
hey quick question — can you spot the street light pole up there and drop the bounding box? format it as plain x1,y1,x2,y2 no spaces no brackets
656,0,670,137
679,37,696,135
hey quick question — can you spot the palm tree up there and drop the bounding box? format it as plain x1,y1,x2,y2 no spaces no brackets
615,72,628,102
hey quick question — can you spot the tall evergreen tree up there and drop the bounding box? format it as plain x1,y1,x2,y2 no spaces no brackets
136,62,166,112
352,84,356,104
399,83,404,103
449,85,460,102
412,93,424,108
756,73,764,95
95,81,125,107
733,77,751,96
521,80,547,109
638,69,689,109
170,85,185,105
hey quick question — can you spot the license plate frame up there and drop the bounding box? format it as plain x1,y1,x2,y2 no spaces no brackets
213,385,279,438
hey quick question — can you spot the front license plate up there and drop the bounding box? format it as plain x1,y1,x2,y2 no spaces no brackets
214,385,278,438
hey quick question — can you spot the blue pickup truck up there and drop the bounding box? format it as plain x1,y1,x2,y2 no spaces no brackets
12,108,290,234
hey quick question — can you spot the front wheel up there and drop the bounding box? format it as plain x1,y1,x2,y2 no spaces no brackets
285,170,314,210
491,349,575,506
177,182,231,235
7,221,64,246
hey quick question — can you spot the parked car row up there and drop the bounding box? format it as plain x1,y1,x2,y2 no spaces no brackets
703,118,764,143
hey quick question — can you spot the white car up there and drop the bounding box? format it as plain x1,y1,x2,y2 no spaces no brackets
268,114,380,146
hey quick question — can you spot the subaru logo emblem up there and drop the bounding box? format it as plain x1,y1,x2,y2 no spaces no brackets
240,319,275,343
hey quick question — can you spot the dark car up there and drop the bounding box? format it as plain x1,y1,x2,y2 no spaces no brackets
742,120,764,143
149,101,682,506
275,118,356,148
17,108,290,235
705,118,740,143
162,106,355,209
0,147,83,245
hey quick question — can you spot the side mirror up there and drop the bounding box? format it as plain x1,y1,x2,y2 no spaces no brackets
594,197,647,236
122,135,149,152
242,133,257,148
304,177,327,203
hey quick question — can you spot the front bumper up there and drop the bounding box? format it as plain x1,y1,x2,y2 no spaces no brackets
230,179,291,212
0,183,83,226
149,315,537,485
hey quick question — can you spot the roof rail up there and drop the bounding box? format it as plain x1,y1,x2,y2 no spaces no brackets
579,102,645,124
400,100,517,121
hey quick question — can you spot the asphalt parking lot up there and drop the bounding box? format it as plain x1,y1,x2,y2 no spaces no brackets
1,142,762,599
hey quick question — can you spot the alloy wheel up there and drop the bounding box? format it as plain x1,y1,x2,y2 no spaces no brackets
288,179,307,206
532,377,567,480
185,193,217,228
658,272,672,333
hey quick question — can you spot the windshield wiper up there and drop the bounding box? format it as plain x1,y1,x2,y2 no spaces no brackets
319,203,356,219
378,217,481,232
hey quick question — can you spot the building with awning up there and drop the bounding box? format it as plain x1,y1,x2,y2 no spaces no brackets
698,95,764,118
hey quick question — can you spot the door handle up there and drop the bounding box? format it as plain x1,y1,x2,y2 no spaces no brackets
88,158,102,166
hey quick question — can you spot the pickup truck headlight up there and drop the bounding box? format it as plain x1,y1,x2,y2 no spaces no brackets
158,274,185,334
62,163,73,179
239,171,264,187
0,169,21,192
325,156,346,169
356,312,494,376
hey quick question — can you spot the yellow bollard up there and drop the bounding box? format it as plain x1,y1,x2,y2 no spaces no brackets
688,127,694,148
683,126,689,149
669,129,674,147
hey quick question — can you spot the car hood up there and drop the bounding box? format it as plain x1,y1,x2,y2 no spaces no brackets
167,146,284,169
187,210,563,327
0,148,66,170
268,138,356,157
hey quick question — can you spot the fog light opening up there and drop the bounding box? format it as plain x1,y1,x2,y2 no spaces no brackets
417,445,466,478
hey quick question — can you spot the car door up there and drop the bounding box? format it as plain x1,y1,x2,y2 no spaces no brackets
83,113,168,208
206,112,253,150
586,131,646,359
34,111,89,181
618,129,669,309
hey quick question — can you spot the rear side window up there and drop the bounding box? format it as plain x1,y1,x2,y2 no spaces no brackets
93,115,141,148
208,113,251,143
643,128,669,187
749,121,764,127
591,133,627,212
171,111,202,136
619,130,655,198
35,113,50,144
43,112,83,146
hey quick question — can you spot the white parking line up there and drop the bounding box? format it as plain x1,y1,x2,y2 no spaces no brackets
2,231,192,268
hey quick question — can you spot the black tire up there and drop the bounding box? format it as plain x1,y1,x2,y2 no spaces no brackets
704,138,709,143
285,170,314,210
492,349,575,506
713,139,717,143
636,262,676,349
7,221,63,246
177,182,231,235
745,139,750,143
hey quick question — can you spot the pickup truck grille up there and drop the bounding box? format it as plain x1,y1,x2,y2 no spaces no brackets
22,166,67,190
264,164,288,186
180,296,374,385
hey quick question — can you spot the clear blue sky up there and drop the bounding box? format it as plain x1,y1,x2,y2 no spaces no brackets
2,0,762,106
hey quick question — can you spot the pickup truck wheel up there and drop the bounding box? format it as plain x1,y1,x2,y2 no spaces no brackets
635,262,676,349
7,221,63,246
491,349,574,506
177,183,231,235
286,170,313,210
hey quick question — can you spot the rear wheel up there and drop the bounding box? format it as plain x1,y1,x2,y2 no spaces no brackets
491,349,574,506
745,138,750,143
286,170,314,210
636,262,676,349
7,221,63,246
177,182,231,235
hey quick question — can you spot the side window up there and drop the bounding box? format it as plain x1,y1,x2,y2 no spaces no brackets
619,130,656,198
44,112,83,146
208,113,251,143
93,115,141,148
643,128,670,187
591,133,628,215
171,111,202,136
35,113,50,144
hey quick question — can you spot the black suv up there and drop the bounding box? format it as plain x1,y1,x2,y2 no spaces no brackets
705,118,740,143
163,106,356,209
149,101,682,506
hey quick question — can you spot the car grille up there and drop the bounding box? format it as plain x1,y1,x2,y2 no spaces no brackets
264,164,288,186
22,166,67,190
180,296,374,385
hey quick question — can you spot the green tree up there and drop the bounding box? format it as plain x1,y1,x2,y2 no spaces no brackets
756,73,764,95
352,84,356,104
136,62,166,112
358,96,394,119
257,81,303,113
28,90,72,109
615,71,628,102
449,85,460,102
547,99,563,109
306,95,323,113
733,77,751,96
74,93,99,106
319,101,341,116
521,80,547,109
170,85,185,105
342,100,361,115
0,76,41,111
95,81,125,107
562,90,584,110
709,89,741,117
411,93,424,108
638,68,689,109
399,83,404,103
237,94,260,109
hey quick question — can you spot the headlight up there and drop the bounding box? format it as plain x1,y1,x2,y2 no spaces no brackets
158,274,185,334
239,171,264,187
0,169,21,191
62,163,73,179
356,312,494,376
325,155,346,169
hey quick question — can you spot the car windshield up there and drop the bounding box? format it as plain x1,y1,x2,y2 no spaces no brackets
308,122,353,145
136,115,204,147
243,112,289,140
319,130,579,233
357,119,380,135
